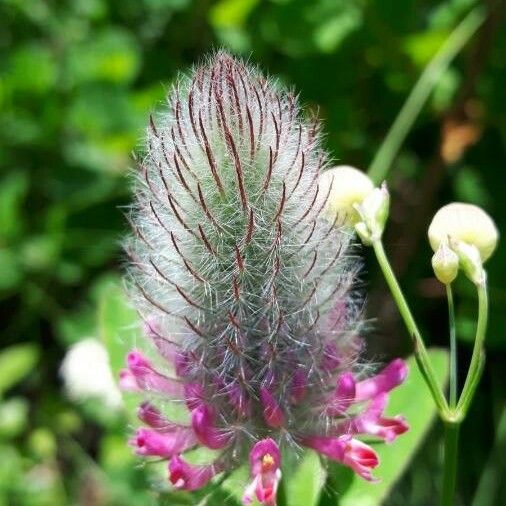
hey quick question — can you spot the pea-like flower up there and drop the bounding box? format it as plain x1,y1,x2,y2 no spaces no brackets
121,52,408,504
428,202,499,284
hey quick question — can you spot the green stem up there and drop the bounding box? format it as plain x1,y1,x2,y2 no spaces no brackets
456,281,489,416
367,6,486,184
372,239,449,415
441,421,460,506
446,285,458,408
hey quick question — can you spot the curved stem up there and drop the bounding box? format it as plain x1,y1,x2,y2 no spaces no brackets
457,281,489,416
446,285,458,409
372,239,449,415
367,6,486,184
441,421,460,506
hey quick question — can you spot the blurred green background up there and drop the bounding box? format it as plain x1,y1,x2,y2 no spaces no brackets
0,0,505,504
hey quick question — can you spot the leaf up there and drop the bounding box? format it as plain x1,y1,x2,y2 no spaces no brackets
0,171,28,241
0,398,29,438
339,348,449,506
285,451,326,506
209,0,259,28
96,275,140,377
96,275,142,416
0,344,40,397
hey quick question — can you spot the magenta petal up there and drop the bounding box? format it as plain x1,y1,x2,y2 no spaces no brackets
168,455,221,491
290,369,307,403
327,372,356,416
226,382,251,417
249,439,281,472
365,415,409,443
321,342,341,371
244,439,281,506
125,350,184,397
137,402,189,432
355,359,408,401
356,394,409,443
340,437,379,481
130,427,196,457
260,388,285,428
127,350,152,369
191,405,231,449
302,435,378,481
301,436,345,461
184,383,205,410
119,369,140,391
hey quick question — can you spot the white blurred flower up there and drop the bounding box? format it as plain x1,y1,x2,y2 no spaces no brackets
60,338,123,410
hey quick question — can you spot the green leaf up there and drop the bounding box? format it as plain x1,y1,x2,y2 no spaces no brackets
0,344,40,397
96,275,140,376
96,275,143,417
0,398,29,438
210,0,259,28
339,348,449,506
0,171,28,241
285,451,326,506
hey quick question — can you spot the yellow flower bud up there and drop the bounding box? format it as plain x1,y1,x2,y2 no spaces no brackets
428,203,498,262
431,242,459,284
319,166,374,224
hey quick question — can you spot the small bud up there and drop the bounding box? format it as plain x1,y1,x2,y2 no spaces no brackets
354,221,373,246
319,166,374,224
450,240,486,286
428,203,498,262
431,243,459,284
357,183,389,232
354,182,390,244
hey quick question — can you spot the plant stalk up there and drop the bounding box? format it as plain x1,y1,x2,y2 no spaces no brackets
457,280,489,416
367,6,486,184
441,421,460,506
446,284,458,409
372,239,449,415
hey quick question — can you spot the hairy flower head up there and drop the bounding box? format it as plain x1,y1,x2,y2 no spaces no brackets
122,52,408,504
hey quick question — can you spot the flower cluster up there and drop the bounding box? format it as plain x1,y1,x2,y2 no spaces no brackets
121,52,408,505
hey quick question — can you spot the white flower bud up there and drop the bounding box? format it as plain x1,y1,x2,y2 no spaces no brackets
319,166,374,224
428,203,498,262
354,221,373,246
431,242,459,284
450,240,486,286
355,182,390,240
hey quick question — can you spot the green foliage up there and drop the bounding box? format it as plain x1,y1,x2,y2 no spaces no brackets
1,0,505,504
0,344,39,397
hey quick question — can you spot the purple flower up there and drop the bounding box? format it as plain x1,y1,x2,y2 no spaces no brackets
129,427,196,457
168,455,222,491
121,52,409,504
243,439,282,506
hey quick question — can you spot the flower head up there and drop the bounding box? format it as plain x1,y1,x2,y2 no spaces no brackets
121,52,408,504
428,202,498,284
428,203,498,262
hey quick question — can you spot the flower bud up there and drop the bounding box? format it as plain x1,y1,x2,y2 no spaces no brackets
354,182,390,244
450,239,486,286
319,166,374,224
428,203,498,262
431,242,459,284
358,183,389,232
354,221,373,246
